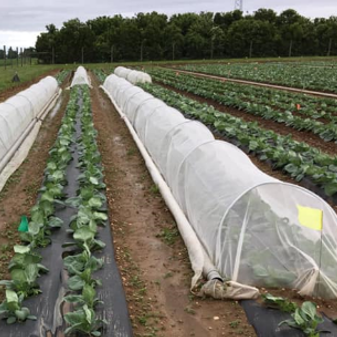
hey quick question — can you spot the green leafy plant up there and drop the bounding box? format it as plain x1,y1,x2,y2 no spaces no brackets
64,304,107,336
0,263,42,298
262,293,298,312
63,226,106,256
0,290,37,324
63,284,103,308
279,301,326,337
8,245,48,274
64,251,103,275
68,205,107,231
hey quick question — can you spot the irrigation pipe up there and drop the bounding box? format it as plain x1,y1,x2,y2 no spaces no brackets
0,89,61,174
100,85,223,287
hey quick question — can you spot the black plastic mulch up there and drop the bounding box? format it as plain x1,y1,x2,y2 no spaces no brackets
0,88,133,336
241,300,337,337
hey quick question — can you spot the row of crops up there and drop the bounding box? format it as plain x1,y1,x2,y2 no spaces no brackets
101,68,337,336
150,68,337,142
139,81,337,199
177,62,337,93
0,80,117,335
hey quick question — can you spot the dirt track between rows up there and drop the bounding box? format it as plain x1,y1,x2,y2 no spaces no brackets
90,72,256,337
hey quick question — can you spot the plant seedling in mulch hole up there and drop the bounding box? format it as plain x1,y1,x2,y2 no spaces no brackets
0,289,37,324
262,293,298,312
63,284,104,309
279,301,329,337
64,304,107,336
0,246,48,299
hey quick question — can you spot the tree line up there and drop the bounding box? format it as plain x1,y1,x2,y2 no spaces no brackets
34,9,337,63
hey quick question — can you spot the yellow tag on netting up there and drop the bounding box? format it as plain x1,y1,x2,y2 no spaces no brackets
297,205,323,231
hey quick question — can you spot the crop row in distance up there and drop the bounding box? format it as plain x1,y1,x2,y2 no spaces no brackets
0,84,108,336
177,62,337,93
139,81,337,198
149,68,337,143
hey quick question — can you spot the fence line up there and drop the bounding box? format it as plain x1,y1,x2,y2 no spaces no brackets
0,45,34,70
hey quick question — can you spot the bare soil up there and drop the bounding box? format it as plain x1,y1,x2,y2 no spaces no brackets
90,73,256,337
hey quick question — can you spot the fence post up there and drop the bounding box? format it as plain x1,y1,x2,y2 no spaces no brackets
288,40,293,57
327,38,332,57
4,45,6,70
249,40,253,58
172,42,176,61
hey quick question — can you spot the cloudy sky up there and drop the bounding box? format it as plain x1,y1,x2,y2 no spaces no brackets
0,0,336,48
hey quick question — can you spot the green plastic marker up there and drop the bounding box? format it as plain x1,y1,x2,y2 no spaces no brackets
18,215,29,232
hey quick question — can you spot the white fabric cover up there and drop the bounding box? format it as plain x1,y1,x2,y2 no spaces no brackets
114,66,152,84
71,66,91,87
103,74,337,299
0,76,58,161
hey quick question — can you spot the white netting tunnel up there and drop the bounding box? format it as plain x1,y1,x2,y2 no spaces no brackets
0,76,59,165
114,66,152,84
71,66,91,87
102,74,337,299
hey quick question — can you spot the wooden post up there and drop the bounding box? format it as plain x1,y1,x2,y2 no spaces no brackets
172,42,176,61
210,39,214,59
4,46,7,70
111,45,114,63
140,40,144,62
52,47,55,64
20,48,23,67
4,45,6,70
288,40,293,57
16,47,19,67
249,40,253,58
81,47,84,64
327,38,332,57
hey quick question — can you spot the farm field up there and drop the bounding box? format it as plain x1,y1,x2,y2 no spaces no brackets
144,66,337,201
1,60,337,336
175,61,337,92
0,64,62,101
96,65,337,332
0,65,257,336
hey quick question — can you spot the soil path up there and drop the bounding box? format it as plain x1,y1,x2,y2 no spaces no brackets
90,73,256,337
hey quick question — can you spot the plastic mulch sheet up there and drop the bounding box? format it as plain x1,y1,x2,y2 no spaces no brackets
241,300,337,337
0,90,133,337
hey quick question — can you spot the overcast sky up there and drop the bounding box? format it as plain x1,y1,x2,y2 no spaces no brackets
0,0,336,48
